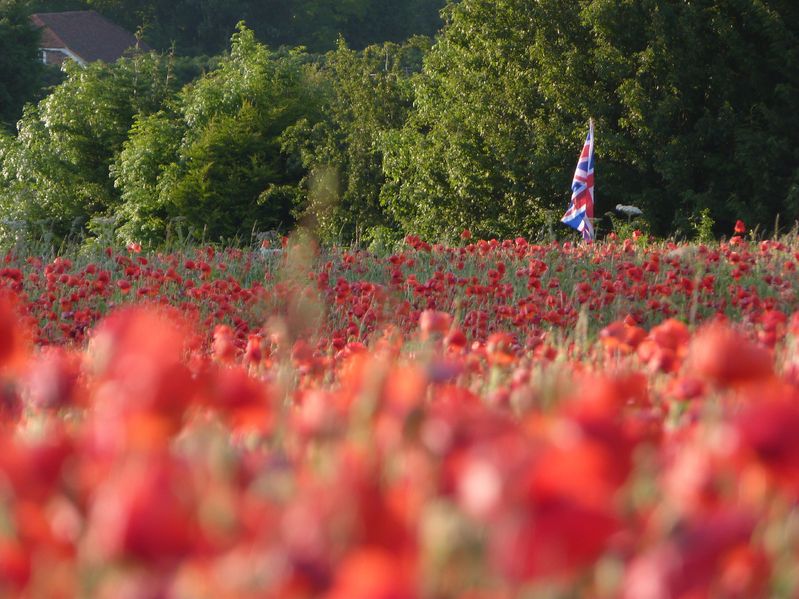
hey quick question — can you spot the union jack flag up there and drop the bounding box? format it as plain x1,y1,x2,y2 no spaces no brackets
561,119,595,242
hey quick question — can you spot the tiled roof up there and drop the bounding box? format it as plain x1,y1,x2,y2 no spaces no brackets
30,10,150,63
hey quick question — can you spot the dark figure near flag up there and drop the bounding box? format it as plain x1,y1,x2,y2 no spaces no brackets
561,120,595,242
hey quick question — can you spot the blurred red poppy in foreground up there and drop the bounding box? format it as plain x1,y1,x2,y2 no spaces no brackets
688,323,772,387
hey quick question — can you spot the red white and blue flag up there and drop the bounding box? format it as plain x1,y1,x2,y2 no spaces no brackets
561,119,595,241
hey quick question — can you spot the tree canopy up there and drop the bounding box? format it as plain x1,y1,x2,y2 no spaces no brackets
113,26,323,243
0,0,44,129
282,36,429,245
383,0,799,239
0,52,178,241
22,0,447,54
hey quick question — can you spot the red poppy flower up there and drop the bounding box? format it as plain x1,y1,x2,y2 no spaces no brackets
87,459,200,564
688,324,772,386
326,548,416,599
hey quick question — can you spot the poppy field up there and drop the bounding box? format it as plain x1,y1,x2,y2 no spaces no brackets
2,229,799,598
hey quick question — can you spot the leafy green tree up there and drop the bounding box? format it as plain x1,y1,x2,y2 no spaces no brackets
282,36,428,244
382,0,564,241
0,0,45,129
0,52,177,242
110,110,184,242
383,0,799,239
593,0,799,234
113,25,323,243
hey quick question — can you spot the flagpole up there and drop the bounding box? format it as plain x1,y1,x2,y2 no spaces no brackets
561,117,596,241
589,117,595,232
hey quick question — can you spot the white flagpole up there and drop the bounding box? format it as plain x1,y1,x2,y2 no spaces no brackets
588,118,595,237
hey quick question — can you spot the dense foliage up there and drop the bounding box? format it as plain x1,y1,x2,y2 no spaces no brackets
113,27,323,243
0,0,44,129
384,0,799,239
0,25,427,247
283,37,429,246
0,53,178,241
22,0,447,54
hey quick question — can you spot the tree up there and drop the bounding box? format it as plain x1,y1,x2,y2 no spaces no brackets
240,0,445,54
113,25,324,243
383,0,799,240
23,0,448,56
0,52,177,242
110,110,184,242
347,0,445,48
596,0,799,234
0,0,44,129
381,0,563,240
282,36,429,244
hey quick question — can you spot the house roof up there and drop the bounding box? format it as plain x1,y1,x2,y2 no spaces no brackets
30,10,150,63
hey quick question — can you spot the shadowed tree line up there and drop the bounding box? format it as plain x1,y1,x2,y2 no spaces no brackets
19,0,446,54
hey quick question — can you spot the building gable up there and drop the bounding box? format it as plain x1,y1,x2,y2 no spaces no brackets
30,11,149,65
